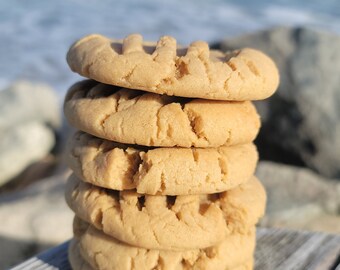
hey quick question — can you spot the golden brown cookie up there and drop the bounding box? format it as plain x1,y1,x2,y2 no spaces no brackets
69,218,255,270
65,175,265,250
68,239,254,270
68,240,254,270
64,80,261,148
66,132,258,195
67,34,279,101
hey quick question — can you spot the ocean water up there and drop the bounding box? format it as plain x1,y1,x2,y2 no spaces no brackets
1,0,339,98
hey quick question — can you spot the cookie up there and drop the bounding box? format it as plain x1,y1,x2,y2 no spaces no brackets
64,80,261,148
69,218,255,270
65,175,265,250
67,34,279,101
66,132,258,195
68,239,254,270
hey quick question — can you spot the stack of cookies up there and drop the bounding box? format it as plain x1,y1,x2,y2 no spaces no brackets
63,34,279,270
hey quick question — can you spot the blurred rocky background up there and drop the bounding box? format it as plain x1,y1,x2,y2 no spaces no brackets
1,20,340,270
0,81,73,267
215,26,340,233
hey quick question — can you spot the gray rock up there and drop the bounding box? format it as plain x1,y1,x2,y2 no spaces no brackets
0,173,73,268
256,161,340,232
0,80,60,131
218,27,340,178
0,122,55,186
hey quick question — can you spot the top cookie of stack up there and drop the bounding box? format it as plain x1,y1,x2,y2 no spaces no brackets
65,34,279,148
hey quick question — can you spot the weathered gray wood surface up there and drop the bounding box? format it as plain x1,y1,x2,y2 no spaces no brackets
10,227,340,270
255,228,340,270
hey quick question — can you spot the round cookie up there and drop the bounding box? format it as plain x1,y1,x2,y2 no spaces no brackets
66,132,258,195
64,80,261,148
70,218,255,270
68,240,254,270
67,34,279,101
65,175,266,250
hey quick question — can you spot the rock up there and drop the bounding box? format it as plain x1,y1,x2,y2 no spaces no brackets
305,214,340,233
256,161,340,233
0,80,61,186
217,27,340,178
0,155,58,194
0,122,55,186
0,173,73,268
0,80,60,131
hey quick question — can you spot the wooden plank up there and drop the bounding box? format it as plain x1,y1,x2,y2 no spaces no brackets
10,227,340,270
255,228,340,270
10,241,71,270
